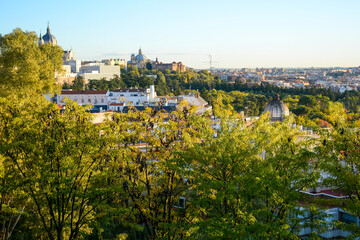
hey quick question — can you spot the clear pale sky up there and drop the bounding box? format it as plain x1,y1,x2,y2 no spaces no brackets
0,0,359,69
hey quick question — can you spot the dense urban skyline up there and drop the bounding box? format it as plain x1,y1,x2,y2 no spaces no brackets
1,0,359,69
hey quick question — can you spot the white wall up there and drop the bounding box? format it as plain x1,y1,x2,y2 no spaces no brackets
57,92,109,106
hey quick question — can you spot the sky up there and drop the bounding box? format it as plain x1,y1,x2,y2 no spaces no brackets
0,0,359,69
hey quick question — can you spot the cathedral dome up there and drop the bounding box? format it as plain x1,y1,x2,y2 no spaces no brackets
40,24,57,45
134,48,147,61
263,94,290,121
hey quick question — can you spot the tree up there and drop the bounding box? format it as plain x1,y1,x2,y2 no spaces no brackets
298,95,316,108
184,108,319,239
62,82,72,89
0,100,114,240
0,28,64,239
106,102,212,239
146,62,152,70
110,75,127,89
318,114,360,237
71,77,86,90
0,28,63,99
293,106,311,116
0,153,28,240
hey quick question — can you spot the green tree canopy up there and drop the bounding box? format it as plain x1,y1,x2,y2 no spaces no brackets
0,28,63,100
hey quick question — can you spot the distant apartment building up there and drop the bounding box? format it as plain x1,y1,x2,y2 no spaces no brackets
79,64,121,83
101,58,127,69
293,80,310,88
108,85,157,106
55,65,77,85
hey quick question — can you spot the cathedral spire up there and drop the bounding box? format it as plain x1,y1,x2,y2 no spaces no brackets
40,22,57,46
38,31,44,45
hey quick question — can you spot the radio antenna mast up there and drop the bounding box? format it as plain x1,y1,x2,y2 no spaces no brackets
208,54,213,107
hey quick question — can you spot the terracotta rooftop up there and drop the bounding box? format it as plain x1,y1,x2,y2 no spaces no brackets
109,103,124,106
319,189,347,197
113,89,147,92
301,189,348,199
61,90,108,95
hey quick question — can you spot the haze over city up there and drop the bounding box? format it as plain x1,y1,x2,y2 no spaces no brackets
0,0,359,68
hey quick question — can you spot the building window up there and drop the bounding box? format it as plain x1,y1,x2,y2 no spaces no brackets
88,99,91,103
340,212,357,224
101,99,104,103
175,197,186,208
81,99,84,103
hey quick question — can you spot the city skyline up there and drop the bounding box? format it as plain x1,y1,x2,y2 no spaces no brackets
1,0,359,69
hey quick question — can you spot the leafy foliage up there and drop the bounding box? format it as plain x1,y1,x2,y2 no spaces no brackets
3,27,360,240
0,28,63,99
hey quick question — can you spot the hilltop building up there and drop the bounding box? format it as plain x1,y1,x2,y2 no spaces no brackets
152,58,186,72
127,49,187,72
127,48,149,69
63,49,75,61
56,49,80,85
62,49,81,73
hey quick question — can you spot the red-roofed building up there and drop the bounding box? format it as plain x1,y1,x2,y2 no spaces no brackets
57,90,109,110
109,102,125,112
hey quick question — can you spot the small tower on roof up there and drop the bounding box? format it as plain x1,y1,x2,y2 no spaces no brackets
38,32,44,45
